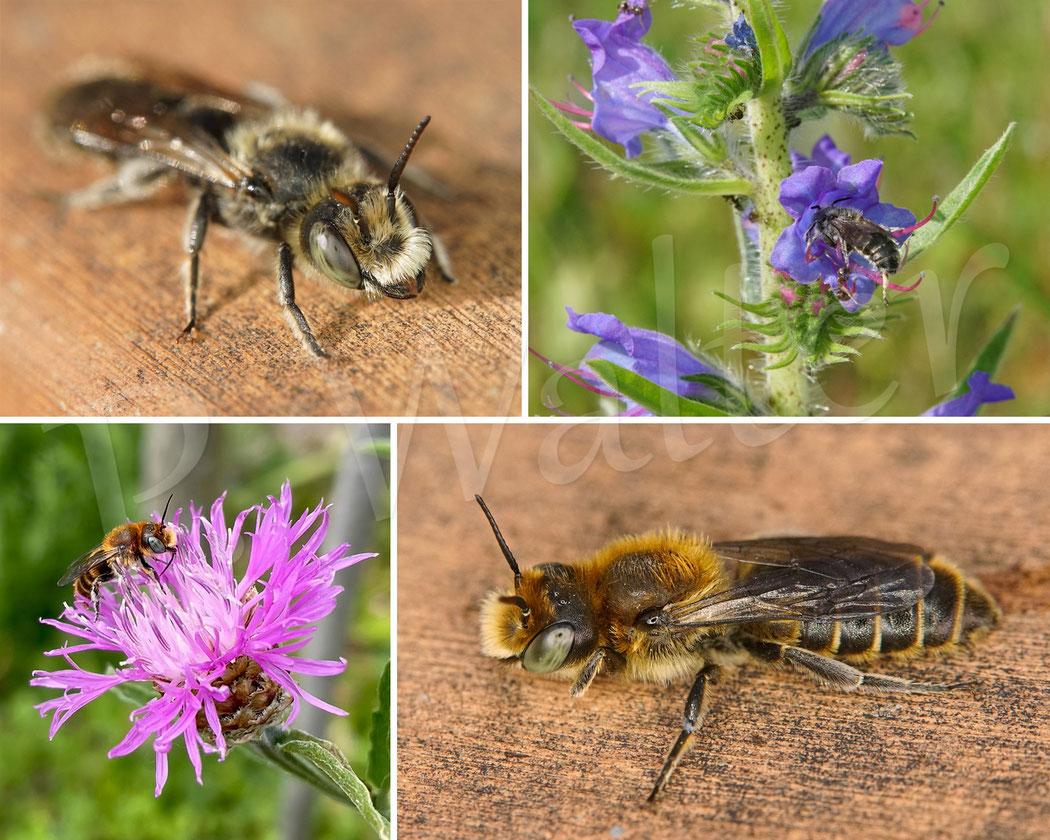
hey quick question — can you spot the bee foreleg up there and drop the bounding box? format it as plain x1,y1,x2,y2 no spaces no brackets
276,243,328,358
648,663,721,802
180,191,212,337
781,646,964,694
569,647,621,698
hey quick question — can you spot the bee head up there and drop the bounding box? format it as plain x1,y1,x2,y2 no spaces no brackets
476,496,598,674
301,117,434,299
142,521,178,556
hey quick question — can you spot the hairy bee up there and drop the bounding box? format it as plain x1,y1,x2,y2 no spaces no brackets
475,496,1001,800
804,196,936,300
46,61,454,357
58,496,178,614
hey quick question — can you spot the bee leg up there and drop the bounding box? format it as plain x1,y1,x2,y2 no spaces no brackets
648,663,721,801
569,647,623,697
180,191,212,338
428,229,456,285
780,646,966,694
59,158,170,210
276,243,328,358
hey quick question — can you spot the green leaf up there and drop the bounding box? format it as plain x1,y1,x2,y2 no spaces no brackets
678,373,758,415
744,0,792,93
947,307,1019,401
586,359,731,416
908,123,1016,260
531,86,753,196
254,727,391,840
366,661,391,794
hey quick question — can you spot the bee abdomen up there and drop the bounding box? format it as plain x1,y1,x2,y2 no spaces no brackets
916,556,1001,651
798,557,1000,659
864,236,901,273
74,569,100,601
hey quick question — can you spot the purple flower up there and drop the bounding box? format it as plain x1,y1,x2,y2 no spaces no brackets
724,14,757,54
791,134,852,173
770,158,935,311
32,481,374,796
804,0,943,58
531,308,724,416
555,0,679,158
922,371,1015,416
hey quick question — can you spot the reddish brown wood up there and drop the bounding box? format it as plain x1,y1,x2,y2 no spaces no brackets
0,0,520,417
397,423,1050,840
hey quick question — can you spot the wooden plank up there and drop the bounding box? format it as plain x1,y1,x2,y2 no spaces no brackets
0,0,520,417
396,423,1050,840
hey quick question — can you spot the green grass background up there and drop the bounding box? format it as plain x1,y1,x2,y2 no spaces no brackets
0,424,389,840
529,0,1050,415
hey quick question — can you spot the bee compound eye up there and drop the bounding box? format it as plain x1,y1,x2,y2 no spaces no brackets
309,222,362,287
522,622,575,674
146,536,166,553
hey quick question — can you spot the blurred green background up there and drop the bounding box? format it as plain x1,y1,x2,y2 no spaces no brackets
0,424,390,840
529,0,1050,415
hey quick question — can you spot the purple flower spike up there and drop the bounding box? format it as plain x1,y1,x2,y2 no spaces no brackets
566,0,680,158
771,158,931,311
922,371,1015,416
32,481,375,796
805,0,943,58
564,307,722,415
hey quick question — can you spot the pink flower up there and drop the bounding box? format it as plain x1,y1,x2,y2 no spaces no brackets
32,481,374,796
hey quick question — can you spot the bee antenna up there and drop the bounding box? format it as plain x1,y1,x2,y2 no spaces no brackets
387,115,430,220
157,552,176,579
160,493,174,522
475,494,522,588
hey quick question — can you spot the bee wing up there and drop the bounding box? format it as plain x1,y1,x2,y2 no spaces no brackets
665,537,935,628
48,66,271,190
56,544,123,586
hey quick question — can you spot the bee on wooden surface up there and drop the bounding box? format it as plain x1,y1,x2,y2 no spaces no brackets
475,495,1001,801
45,61,455,357
805,196,937,300
58,496,178,615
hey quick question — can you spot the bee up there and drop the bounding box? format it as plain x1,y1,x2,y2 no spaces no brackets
475,495,1001,800
58,495,179,615
804,196,937,301
45,61,455,357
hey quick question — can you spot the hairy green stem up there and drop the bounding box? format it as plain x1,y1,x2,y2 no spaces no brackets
746,93,809,415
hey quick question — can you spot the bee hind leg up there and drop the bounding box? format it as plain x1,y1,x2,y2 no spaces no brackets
59,158,171,210
648,663,722,802
781,645,966,694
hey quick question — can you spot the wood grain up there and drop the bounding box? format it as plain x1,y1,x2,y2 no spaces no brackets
396,423,1050,840
0,0,520,417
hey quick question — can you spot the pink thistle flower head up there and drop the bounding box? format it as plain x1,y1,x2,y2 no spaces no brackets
31,480,376,796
